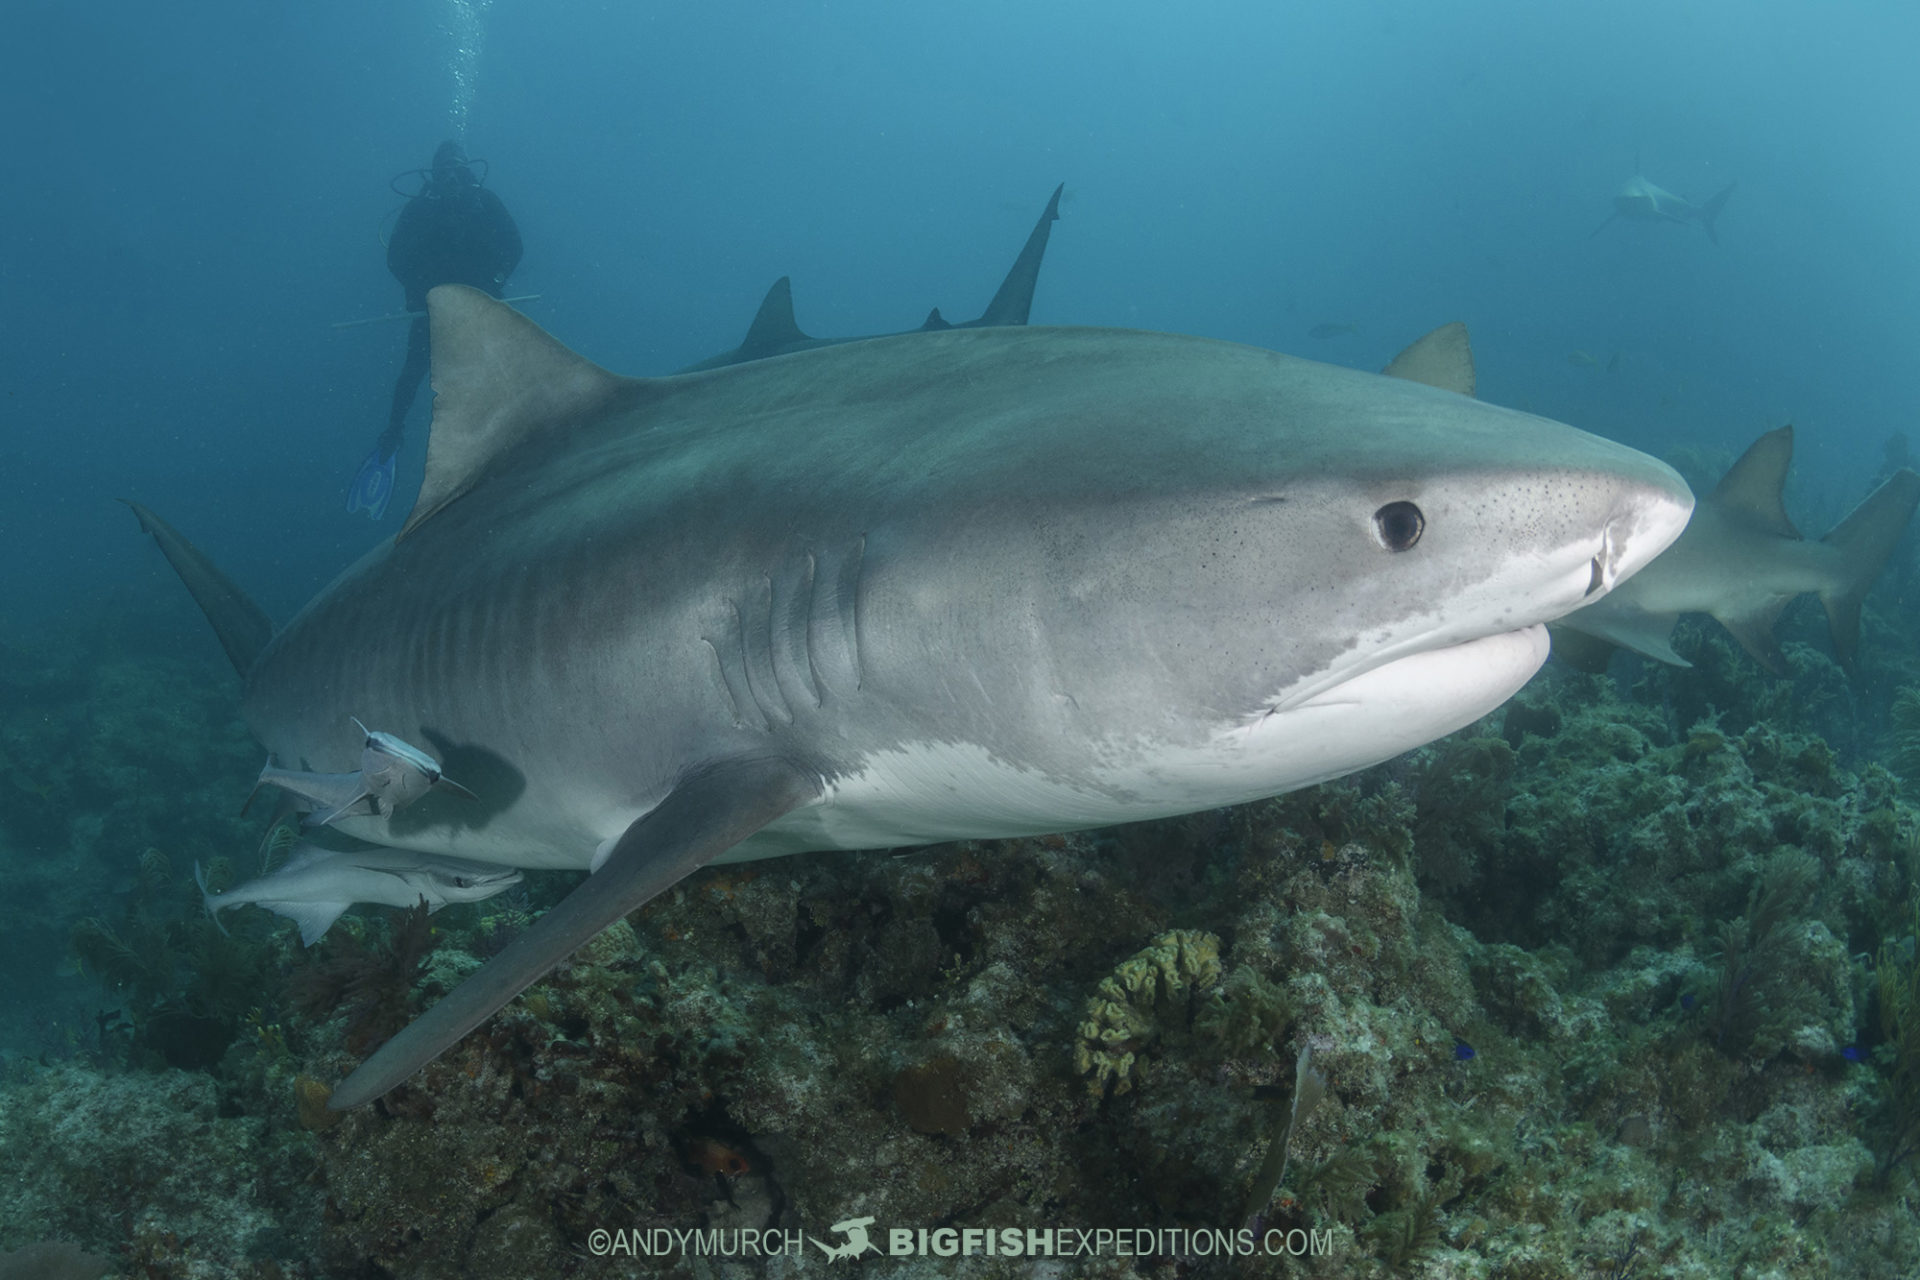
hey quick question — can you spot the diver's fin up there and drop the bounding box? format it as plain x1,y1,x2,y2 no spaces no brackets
920,307,952,332
1712,426,1799,538
123,502,275,678
1697,182,1736,245
1382,322,1476,397
401,287,640,540
328,755,821,1109
972,182,1064,327
1816,467,1920,664
737,277,811,359
346,447,396,520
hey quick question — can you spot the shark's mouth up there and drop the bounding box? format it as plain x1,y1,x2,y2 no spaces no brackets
1289,625,1550,719
1166,625,1555,805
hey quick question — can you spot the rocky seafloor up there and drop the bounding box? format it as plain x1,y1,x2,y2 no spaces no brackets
7,600,1920,1278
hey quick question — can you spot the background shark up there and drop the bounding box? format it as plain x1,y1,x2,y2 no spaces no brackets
131,287,1691,1107
1553,424,1920,674
680,183,1063,372
1591,172,1737,243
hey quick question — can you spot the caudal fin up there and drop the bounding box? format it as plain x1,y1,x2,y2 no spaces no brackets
193,861,230,937
123,502,274,677
1697,182,1736,245
1817,468,1920,663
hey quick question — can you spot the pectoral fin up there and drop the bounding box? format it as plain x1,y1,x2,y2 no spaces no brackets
250,761,371,823
1554,609,1692,669
328,756,820,1109
274,900,353,947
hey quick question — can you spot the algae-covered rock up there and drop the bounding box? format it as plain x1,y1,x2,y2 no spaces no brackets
0,1065,321,1274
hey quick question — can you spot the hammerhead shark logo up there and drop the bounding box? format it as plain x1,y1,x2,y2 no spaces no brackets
809,1216,880,1262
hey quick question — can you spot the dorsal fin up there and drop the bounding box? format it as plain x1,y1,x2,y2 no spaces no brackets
737,277,810,359
975,182,1064,327
1382,322,1476,397
921,307,951,331
399,287,630,540
1710,425,1798,538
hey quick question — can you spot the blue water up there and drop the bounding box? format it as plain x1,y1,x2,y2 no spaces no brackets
3,0,1912,640
7,6,1920,1272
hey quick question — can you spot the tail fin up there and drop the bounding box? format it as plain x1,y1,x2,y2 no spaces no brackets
194,861,230,936
123,501,273,677
1817,468,1920,663
973,182,1064,327
1698,182,1736,244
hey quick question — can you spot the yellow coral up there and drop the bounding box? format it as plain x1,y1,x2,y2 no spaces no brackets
293,1075,341,1131
1075,930,1221,1096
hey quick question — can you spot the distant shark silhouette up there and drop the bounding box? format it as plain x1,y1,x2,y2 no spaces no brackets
1591,172,1736,244
681,183,1063,372
1554,425,1920,674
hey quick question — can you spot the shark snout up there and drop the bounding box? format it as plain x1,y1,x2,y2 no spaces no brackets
1588,463,1694,601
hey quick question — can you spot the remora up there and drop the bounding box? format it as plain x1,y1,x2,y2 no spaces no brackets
129,291,1692,1106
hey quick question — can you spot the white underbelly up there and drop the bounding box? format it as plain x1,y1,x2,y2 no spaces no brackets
725,626,1548,861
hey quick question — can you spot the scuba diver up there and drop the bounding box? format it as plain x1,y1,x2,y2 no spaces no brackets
347,141,522,519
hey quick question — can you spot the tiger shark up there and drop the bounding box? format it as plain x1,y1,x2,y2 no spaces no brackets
1591,173,1736,244
1554,425,1920,673
129,291,1692,1107
680,183,1062,372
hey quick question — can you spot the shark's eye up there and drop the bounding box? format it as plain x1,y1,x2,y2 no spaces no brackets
1373,501,1425,552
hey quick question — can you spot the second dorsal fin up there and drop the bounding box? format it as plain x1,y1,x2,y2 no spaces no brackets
399,287,632,539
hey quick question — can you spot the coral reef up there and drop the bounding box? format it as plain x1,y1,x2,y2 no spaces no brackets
9,585,1920,1276
0,640,259,1063
286,902,438,1056
0,1066,321,1277
0,1241,111,1280
1871,900,1920,1184
1074,928,1222,1096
